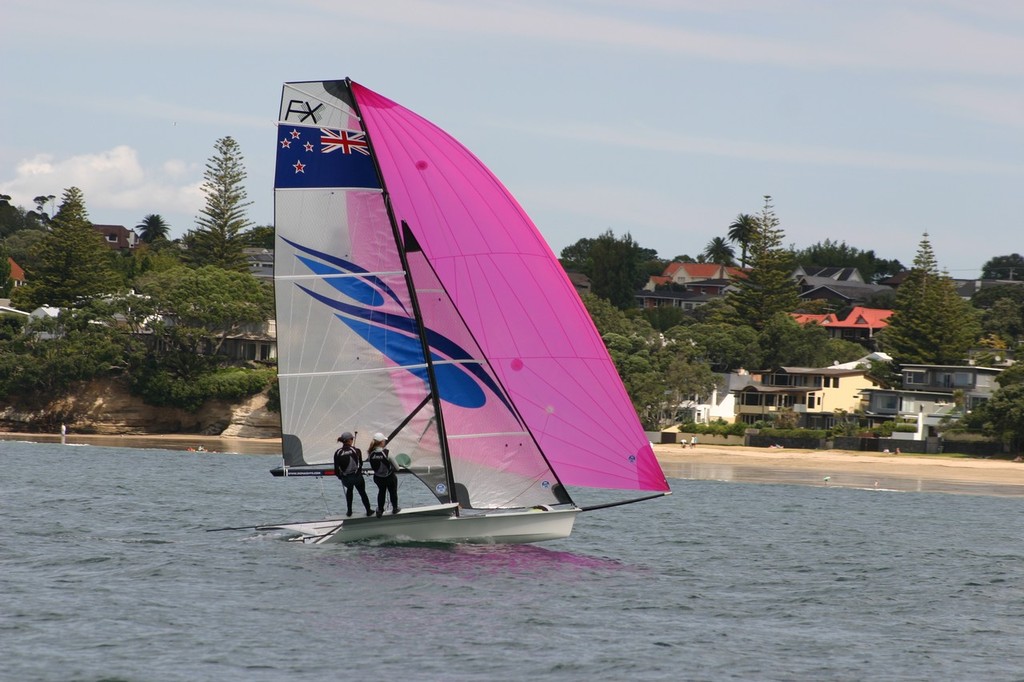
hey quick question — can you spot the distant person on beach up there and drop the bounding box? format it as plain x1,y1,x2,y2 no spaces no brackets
368,432,400,517
690,435,697,449
334,432,373,517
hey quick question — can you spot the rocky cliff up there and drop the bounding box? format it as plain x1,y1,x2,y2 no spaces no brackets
0,379,282,439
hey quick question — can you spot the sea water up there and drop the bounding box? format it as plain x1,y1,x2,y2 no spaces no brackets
2,440,1023,681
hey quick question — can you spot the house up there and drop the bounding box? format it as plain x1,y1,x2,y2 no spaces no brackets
793,267,892,308
861,364,1002,435
792,266,865,283
564,271,591,296
636,288,715,311
792,306,893,345
686,371,748,424
93,224,139,251
646,262,744,290
638,262,741,309
732,365,883,429
244,248,274,282
952,278,1024,300
216,318,277,362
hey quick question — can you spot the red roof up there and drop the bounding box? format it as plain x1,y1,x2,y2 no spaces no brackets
681,263,723,279
792,313,828,325
661,262,684,277
792,306,892,330
8,257,24,281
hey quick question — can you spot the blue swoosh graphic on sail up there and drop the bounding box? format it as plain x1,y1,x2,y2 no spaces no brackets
297,284,518,412
288,246,518,416
282,237,408,312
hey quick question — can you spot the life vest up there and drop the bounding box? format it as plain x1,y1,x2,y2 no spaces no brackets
334,446,360,476
369,449,395,477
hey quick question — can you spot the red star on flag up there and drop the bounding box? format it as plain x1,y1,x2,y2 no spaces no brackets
293,160,306,173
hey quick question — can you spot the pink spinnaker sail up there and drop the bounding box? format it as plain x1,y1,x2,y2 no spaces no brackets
351,82,669,493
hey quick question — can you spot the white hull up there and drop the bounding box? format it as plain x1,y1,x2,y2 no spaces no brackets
266,503,579,545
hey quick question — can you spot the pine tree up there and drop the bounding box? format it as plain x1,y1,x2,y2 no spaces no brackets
727,196,801,330
881,233,981,365
11,187,122,309
184,136,252,270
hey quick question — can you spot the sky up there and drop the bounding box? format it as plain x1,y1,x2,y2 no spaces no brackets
4,0,1024,279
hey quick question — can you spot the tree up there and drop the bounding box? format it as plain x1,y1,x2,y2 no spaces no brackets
642,304,686,332
243,225,275,249
184,136,252,270
588,229,647,309
3,229,46,272
11,187,122,309
792,239,903,282
0,243,10,297
136,265,274,357
701,236,736,265
559,238,596,274
0,195,34,238
964,384,1024,454
726,196,801,330
33,194,56,223
981,253,1024,281
759,313,865,368
880,233,981,365
668,322,761,372
727,213,757,268
971,283,1024,310
582,292,649,337
136,214,171,243
981,298,1024,348
664,352,719,423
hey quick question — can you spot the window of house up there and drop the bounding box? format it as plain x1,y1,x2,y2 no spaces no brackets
905,370,926,385
879,395,898,410
953,372,972,387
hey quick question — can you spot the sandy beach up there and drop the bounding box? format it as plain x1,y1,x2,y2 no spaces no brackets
654,442,1024,496
4,431,1023,496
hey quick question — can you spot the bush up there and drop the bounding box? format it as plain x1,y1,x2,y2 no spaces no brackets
678,419,747,437
131,366,274,412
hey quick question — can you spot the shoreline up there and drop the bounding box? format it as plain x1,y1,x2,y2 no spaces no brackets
653,443,1024,496
4,431,1024,495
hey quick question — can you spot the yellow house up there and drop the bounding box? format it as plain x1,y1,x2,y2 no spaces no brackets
733,366,881,429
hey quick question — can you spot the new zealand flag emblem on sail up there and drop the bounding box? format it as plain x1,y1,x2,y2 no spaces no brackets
274,125,381,189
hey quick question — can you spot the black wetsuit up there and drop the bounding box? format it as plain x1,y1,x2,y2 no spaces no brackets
369,448,400,515
334,445,371,516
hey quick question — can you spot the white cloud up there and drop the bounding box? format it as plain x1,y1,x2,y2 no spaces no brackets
0,146,203,226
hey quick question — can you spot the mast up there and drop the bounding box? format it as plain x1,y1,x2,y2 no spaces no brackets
345,79,460,509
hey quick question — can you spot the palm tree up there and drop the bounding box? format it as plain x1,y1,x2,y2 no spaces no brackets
702,236,736,265
136,214,170,243
727,213,758,268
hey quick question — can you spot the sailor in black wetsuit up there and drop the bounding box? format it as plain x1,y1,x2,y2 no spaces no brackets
367,432,401,517
334,432,373,517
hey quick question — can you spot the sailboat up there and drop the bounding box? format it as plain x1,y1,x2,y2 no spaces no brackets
266,79,669,544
